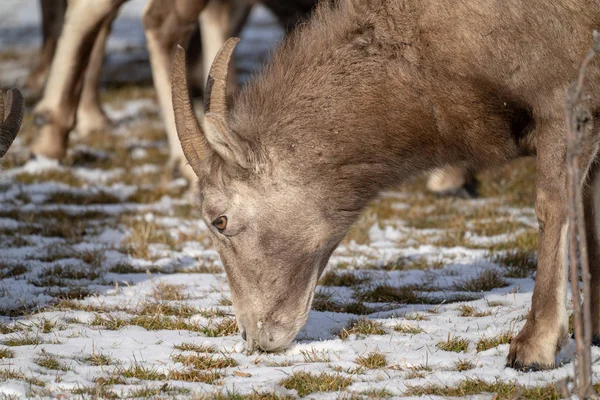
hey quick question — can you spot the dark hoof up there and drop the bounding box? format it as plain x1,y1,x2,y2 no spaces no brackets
432,179,479,199
433,186,476,199
570,333,600,347
506,359,551,372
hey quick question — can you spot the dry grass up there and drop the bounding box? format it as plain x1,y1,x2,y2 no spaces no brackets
405,378,560,399
488,231,538,253
0,263,28,279
348,389,394,399
171,353,238,369
122,219,176,259
300,348,331,363
393,323,424,334
99,84,156,109
0,369,45,387
280,371,353,397
118,364,166,380
356,283,479,304
35,352,69,371
173,343,216,353
136,302,200,318
90,306,208,332
109,263,164,274
32,264,101,287
83,352,114,366
356,285,430,303
457,305,492,317
380,257,444,271
53,300,113,313
71,385,119,399
195,391,295,400
493,250,537,278
3,217,88,242
93,375,127,386
455,359,476,371
168,369,223,383
319,270,370,286
37,318,58,334
3,335,43,346
477,157,536,207
219,295,234,306
312,292,372,315
338,319,386,339
13,170,84,187
151,282,188,301
130,314,202,332
404,364,432,379
476,332,514,352
0,347,15,359
201,318,238,337
90,315,129,331
436,334,469,353
128,384,191,398
452,269,507,292
355,351,387,369
43,190,121,205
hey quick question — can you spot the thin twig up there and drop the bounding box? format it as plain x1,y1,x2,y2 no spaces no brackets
564,30,600,399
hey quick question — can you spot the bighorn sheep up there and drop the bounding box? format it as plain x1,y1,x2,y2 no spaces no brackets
0,89,24,161
27,0,324,181
172,0,600,371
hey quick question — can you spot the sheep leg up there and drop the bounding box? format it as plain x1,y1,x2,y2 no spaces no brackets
143,0,208,181
31,0,128,160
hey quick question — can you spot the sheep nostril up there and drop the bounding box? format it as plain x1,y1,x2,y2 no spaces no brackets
241,329,247,341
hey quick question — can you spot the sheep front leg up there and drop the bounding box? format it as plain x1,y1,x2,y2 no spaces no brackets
75,8,118,136
143,0,208,181
25,0,67,100
199,0,237,94
31,0,127,160
507,118,598,370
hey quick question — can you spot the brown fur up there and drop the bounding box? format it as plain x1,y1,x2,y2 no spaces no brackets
174,0,600,368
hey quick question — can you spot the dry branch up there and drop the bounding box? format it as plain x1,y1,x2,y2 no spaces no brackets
565,30,600,399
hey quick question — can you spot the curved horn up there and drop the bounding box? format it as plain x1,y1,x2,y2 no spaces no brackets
172,45,207,177
0,89,24,159
172,38,241,177
204,37,240,115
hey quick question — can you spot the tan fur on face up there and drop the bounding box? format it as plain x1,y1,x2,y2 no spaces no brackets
200,174,342,352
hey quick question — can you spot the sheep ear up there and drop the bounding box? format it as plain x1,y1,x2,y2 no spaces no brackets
203,114,253,169
0,89,24,158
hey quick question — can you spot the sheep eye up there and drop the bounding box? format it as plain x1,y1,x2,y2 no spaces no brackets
212,216,228,232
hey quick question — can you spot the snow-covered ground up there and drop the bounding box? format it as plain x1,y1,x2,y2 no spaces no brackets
0,2,598,399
